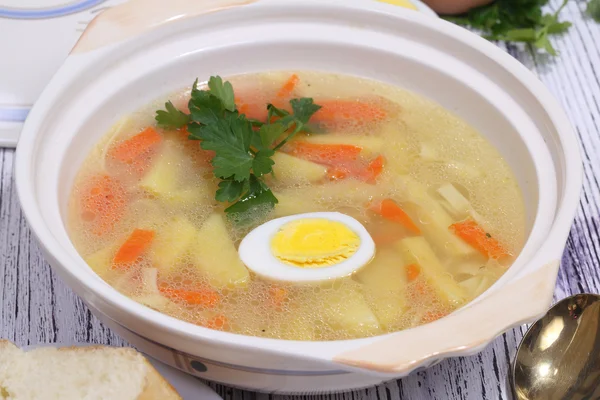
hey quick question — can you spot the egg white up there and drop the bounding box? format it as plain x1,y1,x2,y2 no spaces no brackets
238,212,375,283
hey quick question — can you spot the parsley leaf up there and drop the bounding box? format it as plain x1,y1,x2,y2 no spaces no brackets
266,101,322,151
188,81,225,125
155,101,190,129
207,76,236,112
216,178,246,203
290,98,322,125
259,123,288,148
252,149,275,177
225,174,278,215
189,113,254,182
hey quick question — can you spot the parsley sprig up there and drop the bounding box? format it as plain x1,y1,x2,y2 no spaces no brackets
445,0,571,56
155,76,321,220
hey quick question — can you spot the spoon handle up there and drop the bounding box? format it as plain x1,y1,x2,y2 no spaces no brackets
333,260,559,374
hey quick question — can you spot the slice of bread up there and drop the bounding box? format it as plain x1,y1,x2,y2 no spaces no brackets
0,341,181,400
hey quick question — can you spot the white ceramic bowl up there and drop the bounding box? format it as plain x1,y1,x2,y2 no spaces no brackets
15,0,582,393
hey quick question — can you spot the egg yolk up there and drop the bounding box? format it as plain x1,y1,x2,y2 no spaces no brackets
270,218,361,268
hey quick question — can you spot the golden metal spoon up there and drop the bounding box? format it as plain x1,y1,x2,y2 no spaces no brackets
512,293,600,400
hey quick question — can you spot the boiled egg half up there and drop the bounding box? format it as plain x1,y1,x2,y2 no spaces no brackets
238,212,375,282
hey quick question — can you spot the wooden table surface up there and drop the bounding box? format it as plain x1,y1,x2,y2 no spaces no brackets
2,1,599,399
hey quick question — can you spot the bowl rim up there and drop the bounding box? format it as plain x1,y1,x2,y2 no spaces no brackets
14,0,582,375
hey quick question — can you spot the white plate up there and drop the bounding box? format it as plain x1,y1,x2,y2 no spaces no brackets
22,343,223,400
0,0,435,147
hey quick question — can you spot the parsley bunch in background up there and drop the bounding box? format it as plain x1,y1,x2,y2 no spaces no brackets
589,0,600,22
446,0,572,55
156,76,321,223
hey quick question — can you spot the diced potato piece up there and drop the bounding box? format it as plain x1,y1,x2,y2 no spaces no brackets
321,286,381,336
193,213,250,289
314,181,388,205
84,246,116,276
126,199,166,231
402,178,476,257
355,249,407,327
379,125,416,176
271,152,328,184
139,144,183,196
165,186,213,208
151,216,198,273
269,305,316,341
419,142,438,161
273,192,325,218
276,317,315,341
301,134,385,155
396,237,467,305
275,181,388,218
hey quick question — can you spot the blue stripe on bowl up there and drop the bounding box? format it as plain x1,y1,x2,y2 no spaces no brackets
0,0,106,19
0,107,30,122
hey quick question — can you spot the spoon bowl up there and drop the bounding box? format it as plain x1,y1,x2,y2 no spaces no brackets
512,293,600,400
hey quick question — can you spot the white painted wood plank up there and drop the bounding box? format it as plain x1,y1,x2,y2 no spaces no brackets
1,0,599,399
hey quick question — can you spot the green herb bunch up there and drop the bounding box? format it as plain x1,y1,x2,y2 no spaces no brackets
589,0,600,22
446,0,571,55
155,76,321,219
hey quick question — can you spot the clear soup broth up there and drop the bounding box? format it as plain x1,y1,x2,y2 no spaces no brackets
68,71,525,341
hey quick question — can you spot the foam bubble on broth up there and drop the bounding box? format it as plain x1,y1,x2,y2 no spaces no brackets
68,71,526,341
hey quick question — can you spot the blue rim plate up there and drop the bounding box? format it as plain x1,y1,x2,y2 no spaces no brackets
0,0,107,19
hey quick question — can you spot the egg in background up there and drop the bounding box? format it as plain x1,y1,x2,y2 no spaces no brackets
377,0,418,10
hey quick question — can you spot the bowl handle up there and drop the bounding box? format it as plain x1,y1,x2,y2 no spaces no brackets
333,260,559,374
72,0,257,53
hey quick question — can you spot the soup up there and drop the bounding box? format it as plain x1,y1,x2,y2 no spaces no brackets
68,71,525,341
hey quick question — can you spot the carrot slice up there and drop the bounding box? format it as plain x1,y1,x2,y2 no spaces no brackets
369,198,420,234
269,286,288,309
159,286,220,308
285,142,385,183
109,127,162,166
206,315,229,330
369,222,406,245
285,142,362,164
325,155,385,183
277,74,300,99
406,264,421,282
112,229,155,269
312,100,387,123
450,219,510,259
80,174,127,236
361,154,385,183
410,280,430,298
422,310,447,324
235,92,274,122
